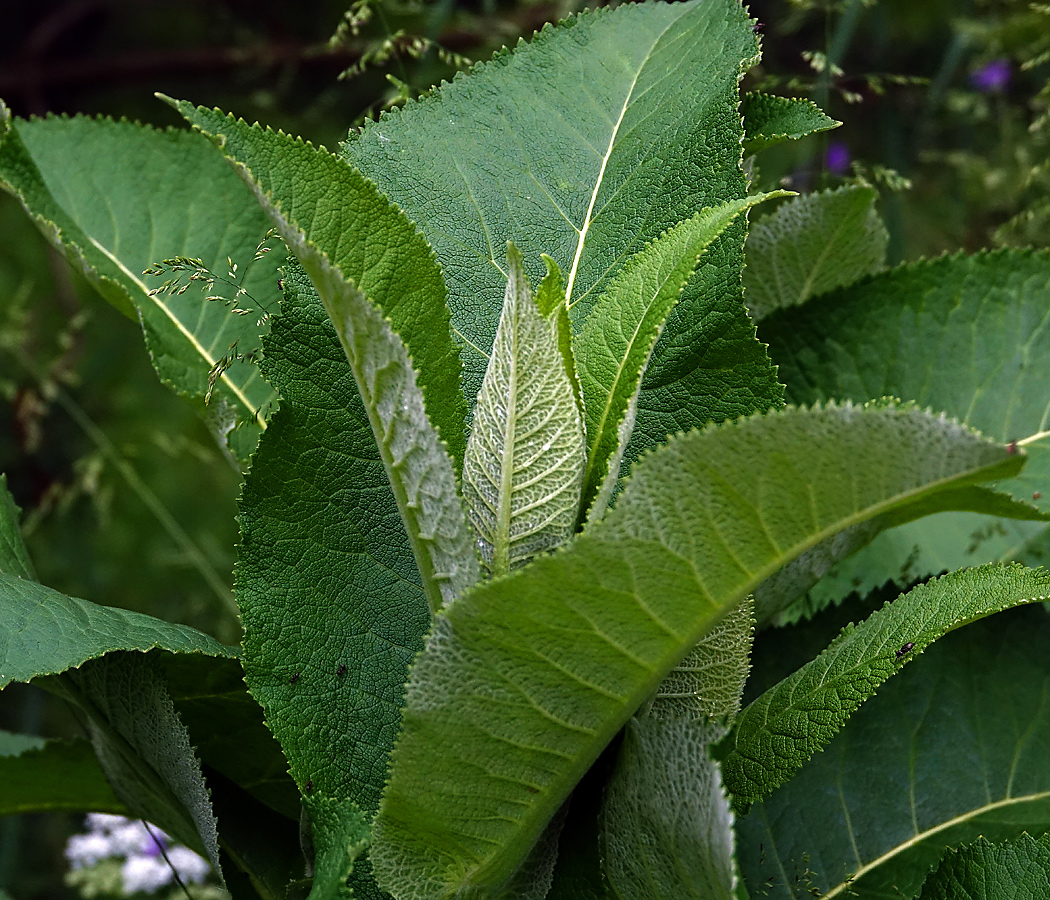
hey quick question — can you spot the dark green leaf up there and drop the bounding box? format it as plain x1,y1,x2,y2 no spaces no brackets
740,92,839,156
0,475,33,579
917,834,1050,900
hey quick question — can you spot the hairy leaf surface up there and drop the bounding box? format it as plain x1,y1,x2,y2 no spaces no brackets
917,834,1050,900
174,101,476,611
344,0,784,454
736,605,1050,899
0,732,126,815
371,403,1024,900
0,475,32,579
720,564,1050,807
463,245,585,576
740,92,839,156
0,106,280,456
761,249,1050,615
603,719,736,900
743,185,888,320
576,194,787,519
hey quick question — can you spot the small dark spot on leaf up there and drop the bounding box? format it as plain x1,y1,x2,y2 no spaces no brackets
1035,492,1042,501
305,779,313,793
277,278,284,290
895,642,915,660
290,672,300,684
526,785,539,794
1007,440,1018,455
337,663,347,676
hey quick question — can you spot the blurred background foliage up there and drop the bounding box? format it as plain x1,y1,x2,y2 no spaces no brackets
0,0,1046,896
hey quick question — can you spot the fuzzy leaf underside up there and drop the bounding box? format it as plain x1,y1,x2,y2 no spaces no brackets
0,107,280,455
0,732,126,815
174,101,476,611
231,266,423,897
917,834,1050,900
463,245,585,576
740,92,840,156
736,605,1050,899
344,0,784,453
575,194,788,520
743,185,888,320
602,719,736,900
720,564,1050,807
371,403,1023,900
761,249,1050,614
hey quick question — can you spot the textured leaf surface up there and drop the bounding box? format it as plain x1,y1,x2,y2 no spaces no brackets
720,564,1050,807
344,0,784,455
736,605,1050,899
0,573,234,689
761,249,1050,614
740,92,839,156
463,245,585,575
743,185,888,320
0,732,126,815
175,102,475,612
65,652,222,872
917,834,1050,900
576,194,786,519
304,796,371,900
0,107,280,454
371,403,1024,900
602,719,736,900
231,260,427,898
0,474,32,579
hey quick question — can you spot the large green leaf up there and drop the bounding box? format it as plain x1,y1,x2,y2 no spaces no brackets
760,249,1050,614
575,194,787,519
231,263,423,898
371,403,1026,900
0,731,126,815
344,0,784,452
740,92,839,156
743,185,888,321
0,475,32,579
0,105,281,456
736,604,1050,899
173,101,476,611
463,244,585,576
719,564,1050,807
917,834,1050,900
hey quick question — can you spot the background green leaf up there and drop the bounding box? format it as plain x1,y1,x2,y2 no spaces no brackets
372,403,1024,900
720,564,1050,807
760,249,1050,618
736,604,1050,899
0,110,282,457
916,834,1050,900
740,92,839,156
0,731,126,815
743,185,888,321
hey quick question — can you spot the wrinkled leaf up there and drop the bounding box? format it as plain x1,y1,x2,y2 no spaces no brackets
917,834,1050,900
740,92,839,156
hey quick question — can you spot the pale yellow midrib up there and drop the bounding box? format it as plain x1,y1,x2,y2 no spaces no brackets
819,790,1050,899
88,236,267,429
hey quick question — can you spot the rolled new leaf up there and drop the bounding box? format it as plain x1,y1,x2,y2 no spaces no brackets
464,244,585,577
718,563,1050,808
370,402,1028,900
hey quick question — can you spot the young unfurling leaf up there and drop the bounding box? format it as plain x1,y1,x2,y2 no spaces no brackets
462,245,586,577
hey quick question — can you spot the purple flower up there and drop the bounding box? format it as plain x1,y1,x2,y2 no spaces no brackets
824,141,851,176
970,58,1011,93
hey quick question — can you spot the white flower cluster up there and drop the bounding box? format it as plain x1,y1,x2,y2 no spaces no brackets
65,814,211,895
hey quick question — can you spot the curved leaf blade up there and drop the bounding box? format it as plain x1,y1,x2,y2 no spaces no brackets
743,185,888,321
464,245,585,576
371,403,1024,900
0,106,280,455
719,564,1050,807
172,101,476,611
761,249,1050,615
740,92,839,156
736,605,1050,899
576,194,788,520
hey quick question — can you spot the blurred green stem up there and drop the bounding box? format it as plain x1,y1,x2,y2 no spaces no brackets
5,346,238,621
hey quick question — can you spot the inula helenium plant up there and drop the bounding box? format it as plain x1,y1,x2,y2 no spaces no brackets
3,1,1050,898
